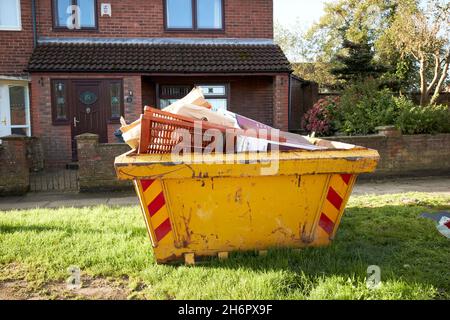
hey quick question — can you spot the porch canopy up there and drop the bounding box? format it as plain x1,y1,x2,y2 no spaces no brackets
27,38,292,74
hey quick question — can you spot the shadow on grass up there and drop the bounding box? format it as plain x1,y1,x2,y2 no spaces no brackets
200,204,450,299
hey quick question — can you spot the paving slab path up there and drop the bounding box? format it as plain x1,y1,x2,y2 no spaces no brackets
0,176,448,211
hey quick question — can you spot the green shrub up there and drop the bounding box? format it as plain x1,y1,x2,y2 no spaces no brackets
394,97,450,134
338,80,398,135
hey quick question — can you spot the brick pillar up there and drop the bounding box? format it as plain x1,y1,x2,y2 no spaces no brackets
75,133,99,192
0,135,30,195
273,74,290,131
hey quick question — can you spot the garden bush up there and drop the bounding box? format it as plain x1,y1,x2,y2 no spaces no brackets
302,80,450,137
394,96,450,134
337,80,398,135
301,96,340,136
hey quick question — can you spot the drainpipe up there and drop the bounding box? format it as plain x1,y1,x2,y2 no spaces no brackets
288,73,292,132
31,0,37,47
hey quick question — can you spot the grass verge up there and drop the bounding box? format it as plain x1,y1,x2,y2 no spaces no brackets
1,192,449,300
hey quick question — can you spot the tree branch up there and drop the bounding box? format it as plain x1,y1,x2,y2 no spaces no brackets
427,53,442,94
430,49,450,105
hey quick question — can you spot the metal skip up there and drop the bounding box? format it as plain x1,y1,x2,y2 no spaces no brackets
115,140,379,264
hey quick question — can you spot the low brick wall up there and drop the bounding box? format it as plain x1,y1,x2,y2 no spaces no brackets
325,133,450,178
76,133,133,192
0,136,30,195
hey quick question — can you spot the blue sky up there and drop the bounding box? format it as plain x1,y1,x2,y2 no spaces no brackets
274,0,330,30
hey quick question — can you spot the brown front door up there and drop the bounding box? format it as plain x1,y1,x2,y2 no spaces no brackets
71,80,107,160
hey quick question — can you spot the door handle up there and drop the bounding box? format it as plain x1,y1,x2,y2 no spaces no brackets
1,118,6,126
73,117,80,128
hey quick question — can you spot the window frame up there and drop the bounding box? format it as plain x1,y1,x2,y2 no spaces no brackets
163,0,225,32
51,79,70,125
156,83,230,110
8,84,31,136
0,0,22,31
52,0,99,31
105,80,124,124
196,83,229,111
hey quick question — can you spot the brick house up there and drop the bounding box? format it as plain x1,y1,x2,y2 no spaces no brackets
0,0,291,167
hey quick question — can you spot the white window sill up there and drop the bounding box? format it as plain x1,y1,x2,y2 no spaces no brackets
0,26,22,31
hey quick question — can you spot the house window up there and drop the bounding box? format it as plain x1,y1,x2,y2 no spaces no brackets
198,85,228,111
53,0,97,30
158,84,228,111
165,0,223,30
107,81,123,121
166,0,193,29
159,85,193,108
196,0,222,29
0,0,22,31
51,80,69,124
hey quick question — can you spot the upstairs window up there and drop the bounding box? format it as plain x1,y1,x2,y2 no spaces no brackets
165,0,223,31
53,0,97,30
0,0,22,31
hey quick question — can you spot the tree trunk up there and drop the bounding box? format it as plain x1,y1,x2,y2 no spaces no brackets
429,51,450,106
419,58,428,106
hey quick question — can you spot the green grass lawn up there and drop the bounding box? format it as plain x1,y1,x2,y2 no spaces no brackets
1,192,449,300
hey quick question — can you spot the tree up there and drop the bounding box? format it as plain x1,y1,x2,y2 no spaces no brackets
274,22,340,90
384,0,450,105
330,38,387,83
303,0,414,91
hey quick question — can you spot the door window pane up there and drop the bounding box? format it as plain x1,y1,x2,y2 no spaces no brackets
197,0,222,29
166,0,193,29
9,86,26,126
53,81,68,121
0,0,21,29
109,82,121,119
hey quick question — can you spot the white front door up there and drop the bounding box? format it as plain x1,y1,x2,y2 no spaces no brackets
0,82,30,138
0,84,12,137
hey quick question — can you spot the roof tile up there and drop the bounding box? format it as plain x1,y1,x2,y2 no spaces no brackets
28,42,292,73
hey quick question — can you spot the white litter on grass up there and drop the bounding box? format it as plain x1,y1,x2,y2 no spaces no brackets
437,217,450,239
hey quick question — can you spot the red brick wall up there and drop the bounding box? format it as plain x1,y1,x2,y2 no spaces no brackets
229,77,274,127
76,133,132,191
0,136,29,195
36,0,273,39
31,73,142,167
0,0,34,76
273,74,289,131
142,75,275,126
324,134,450,178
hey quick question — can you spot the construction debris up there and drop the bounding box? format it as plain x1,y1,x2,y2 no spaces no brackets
120,87,322,154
